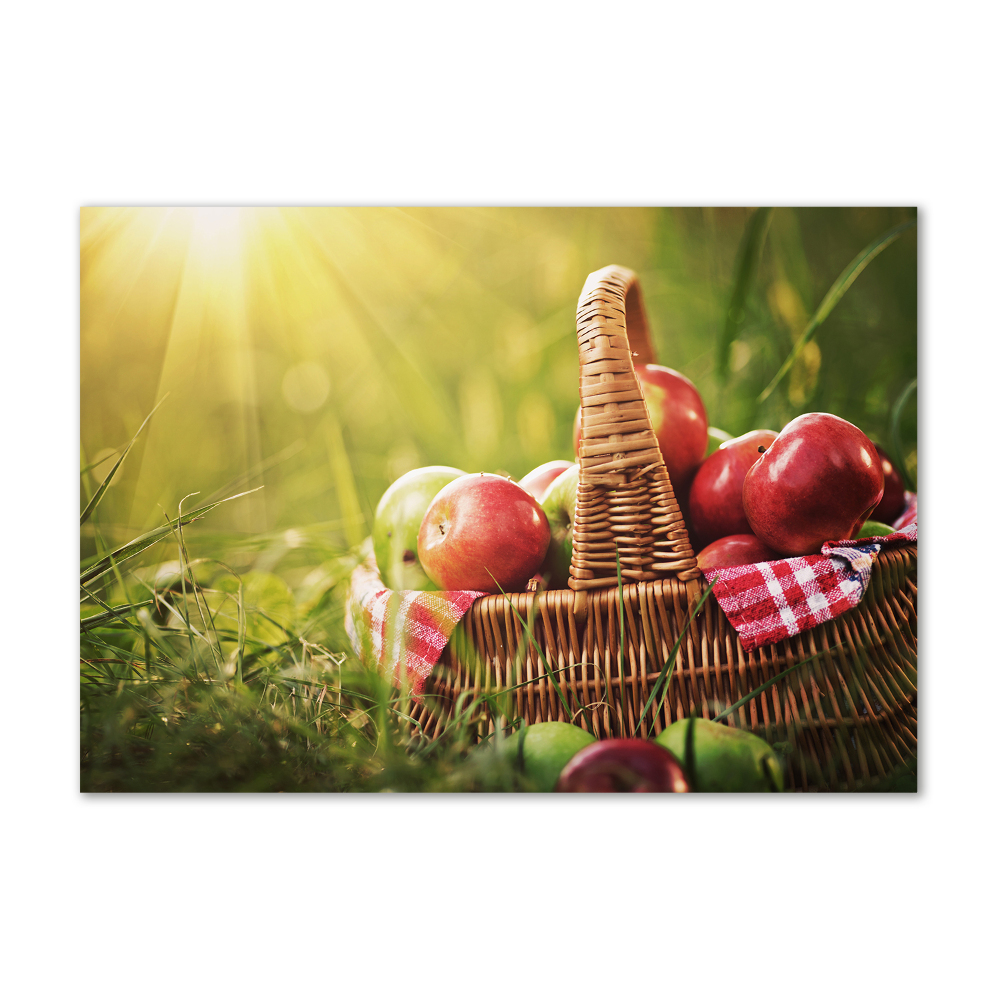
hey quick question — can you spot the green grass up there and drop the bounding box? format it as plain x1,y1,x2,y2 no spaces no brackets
80,516,570,792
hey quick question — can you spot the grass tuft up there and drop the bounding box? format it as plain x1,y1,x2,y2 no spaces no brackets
757,218,916,403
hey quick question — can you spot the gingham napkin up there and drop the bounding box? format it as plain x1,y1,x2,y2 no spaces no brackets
345,546,486,700
704,506,917,652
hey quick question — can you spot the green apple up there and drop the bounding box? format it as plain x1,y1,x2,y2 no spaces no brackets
494,721,596,791
654,717,783,792
705,426,734,457
539,463,578,589
853,520,896,539
372,466,465,590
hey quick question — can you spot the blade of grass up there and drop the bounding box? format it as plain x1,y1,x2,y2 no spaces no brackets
325,414,366,547
414,660,586,751
81,446,125,477
711,648,835,723
615,544,626,734
202,438,306,506
80,394,168,525
80,487,262,587
80,585,176,661
718,207,774,379
758,218,915,403
515,725,528,776
85,520,134,609
236,576,246,685
486,570,574,725
683,714,698,792
636,579,717,731
81,600,154,632
890,377,917,491
170,495,223,675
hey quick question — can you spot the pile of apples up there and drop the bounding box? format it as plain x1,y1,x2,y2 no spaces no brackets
490,717,784,792
372,362,912,593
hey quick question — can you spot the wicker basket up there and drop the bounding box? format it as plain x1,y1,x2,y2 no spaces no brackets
407,265,917,791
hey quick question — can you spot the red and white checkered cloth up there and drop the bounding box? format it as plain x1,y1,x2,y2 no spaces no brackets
705,494,917,652
345,546,486,700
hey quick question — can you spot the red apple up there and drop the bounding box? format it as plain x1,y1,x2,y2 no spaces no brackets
517,460,575,502
742,413,884,556
697,534,780,576
871,445,906,524
417,473,551,593
688,429,778,546
555,739,690,792
574,363,708,492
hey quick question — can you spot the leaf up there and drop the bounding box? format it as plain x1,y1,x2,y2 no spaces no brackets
80,395,168,525
487,570,574,724
636,580,717,731
717,207,774,378
890,377,917,491
80,488,263,588
757,218,916,403
615,543,626,729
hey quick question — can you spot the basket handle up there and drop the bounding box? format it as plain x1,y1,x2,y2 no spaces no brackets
621,273,656,367
569,265,699,615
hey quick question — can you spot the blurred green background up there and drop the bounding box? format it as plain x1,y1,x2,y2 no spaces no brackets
81,207,917,570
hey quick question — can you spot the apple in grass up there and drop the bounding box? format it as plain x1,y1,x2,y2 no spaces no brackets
494,721,596,792
688,429,778,547
372,466,466,590
742,413,884,557
417,473,550,593
555,739,690,792
654,718,783,792
517,460,575,503
574,363,708,494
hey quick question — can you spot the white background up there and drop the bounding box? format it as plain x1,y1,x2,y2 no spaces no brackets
2,2,994,997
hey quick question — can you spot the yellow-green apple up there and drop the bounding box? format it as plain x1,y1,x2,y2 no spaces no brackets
495,721,596,791
574,363,708,493
539,463,578,589
705,426,734,457
871,445,906,523
555,739,690,792
688,429,778,546
697,534,779,576
655,718,783,792
372,466,465,590
517,459,575,502
417,473,550,592
854,520,896,539
742,413,884,556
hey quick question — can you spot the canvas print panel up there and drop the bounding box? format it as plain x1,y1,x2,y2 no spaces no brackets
80,207,917,792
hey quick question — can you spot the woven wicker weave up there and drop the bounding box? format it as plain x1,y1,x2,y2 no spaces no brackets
570,267,699,610
405,265,917,791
